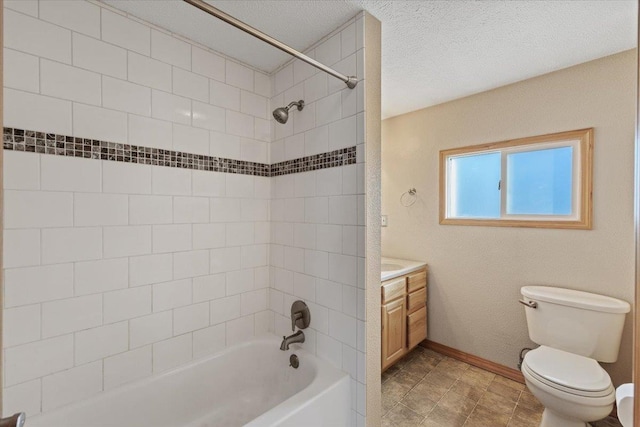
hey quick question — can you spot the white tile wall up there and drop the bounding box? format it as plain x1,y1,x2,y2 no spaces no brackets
41,361,102,411
5,2,270,162
4,49,40,93
3,2,367,424
72,33,127,79
4,89,72,136
103,346,152,390
39,0,100,39
268,15,366,424
101,9,150,56
102,77,151,116
173,68,209,103
128,52,172,92
73,103,127,144
40,60,101,106
3,305,40,348
74,193,128,227
151,29,191,70
74,258,128,295
5,9,71,63
4,0,38,17
192,46,225,82
75,322,129,365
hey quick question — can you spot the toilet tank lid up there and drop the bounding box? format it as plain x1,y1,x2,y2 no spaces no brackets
521,286,630,314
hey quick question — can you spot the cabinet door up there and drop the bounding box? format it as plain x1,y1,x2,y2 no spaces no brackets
381,298,407,370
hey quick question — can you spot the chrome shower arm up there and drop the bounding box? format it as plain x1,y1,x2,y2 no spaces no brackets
286,100,304,111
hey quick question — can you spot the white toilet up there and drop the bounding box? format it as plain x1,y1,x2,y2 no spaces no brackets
520,286,630,427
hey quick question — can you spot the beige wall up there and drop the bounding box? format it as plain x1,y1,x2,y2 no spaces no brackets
364,12,382,427
381,49,636,386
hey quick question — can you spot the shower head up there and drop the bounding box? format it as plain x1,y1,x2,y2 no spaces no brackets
273,100,304,124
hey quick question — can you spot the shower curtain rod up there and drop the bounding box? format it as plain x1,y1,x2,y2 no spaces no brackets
183,0,358,89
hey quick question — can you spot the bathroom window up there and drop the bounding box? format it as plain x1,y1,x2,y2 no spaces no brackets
439,128,593,229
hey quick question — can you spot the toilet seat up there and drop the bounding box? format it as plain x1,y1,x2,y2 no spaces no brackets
523,346,614,398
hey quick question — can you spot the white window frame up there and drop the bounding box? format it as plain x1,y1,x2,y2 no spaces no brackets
439,128,593,229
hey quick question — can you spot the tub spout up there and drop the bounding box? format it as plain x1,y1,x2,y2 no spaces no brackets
280,330,305,350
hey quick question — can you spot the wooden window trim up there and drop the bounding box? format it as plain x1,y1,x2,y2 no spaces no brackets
439,128,594,230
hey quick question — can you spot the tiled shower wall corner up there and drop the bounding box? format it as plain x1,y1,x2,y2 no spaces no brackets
268,14,367,426
2,0,369,424
2,0,274,417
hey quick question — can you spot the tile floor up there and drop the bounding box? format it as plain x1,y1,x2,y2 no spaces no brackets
381,345,621,427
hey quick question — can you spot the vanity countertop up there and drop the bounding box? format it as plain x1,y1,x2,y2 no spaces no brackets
381,257,427,282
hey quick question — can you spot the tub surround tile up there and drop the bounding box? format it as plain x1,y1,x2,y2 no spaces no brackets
2,379,41,419
72,33,127,79
3,305,41,348
40,59,101,106
151,29,191,71
42,295,102,338
74,322,129,365
104,346,152,390
103,225,152,258
5,335,74,386
129,254,174,287
226,60,254,92
41,227,103,264
192,46,226,82
128,51,172,92
102,77,151,117
4,49,40,93
40,1,100,38
5,9,72,64
74,258,129,296
129,311,173,349
4,0,38,17
173,68,209,103
152,334,193,373
104,286,152,324
4,151,39,190
74,193,129,226
72,104,128,145
4,91,72,137
4,263,73,307
193,324,226,359
129,195,173,225
4,190,73,229
173,303,210,335
101,9,150,56
41,361,103,412
3,4,367,424
153,279,192,312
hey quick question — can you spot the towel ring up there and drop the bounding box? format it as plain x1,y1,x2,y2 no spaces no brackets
400,188,417,207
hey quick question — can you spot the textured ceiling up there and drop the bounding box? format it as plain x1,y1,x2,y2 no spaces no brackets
102,1,637,119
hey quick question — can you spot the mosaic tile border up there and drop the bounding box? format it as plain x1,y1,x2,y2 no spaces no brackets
270,148,356,176
3,127,356,177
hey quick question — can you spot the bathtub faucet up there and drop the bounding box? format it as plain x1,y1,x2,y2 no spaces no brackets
280,330,305,350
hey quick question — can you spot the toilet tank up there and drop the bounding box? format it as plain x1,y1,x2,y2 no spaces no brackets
521,286,630,362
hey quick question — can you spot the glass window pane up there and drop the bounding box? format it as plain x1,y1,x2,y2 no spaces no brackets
506,146,573,215
449,152,501,218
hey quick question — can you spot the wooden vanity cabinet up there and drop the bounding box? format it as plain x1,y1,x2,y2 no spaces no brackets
381,267,428,371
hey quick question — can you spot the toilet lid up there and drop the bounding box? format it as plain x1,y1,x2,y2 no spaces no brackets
523,346,612,396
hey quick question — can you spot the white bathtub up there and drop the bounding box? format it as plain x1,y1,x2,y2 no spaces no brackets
27,335,351,427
